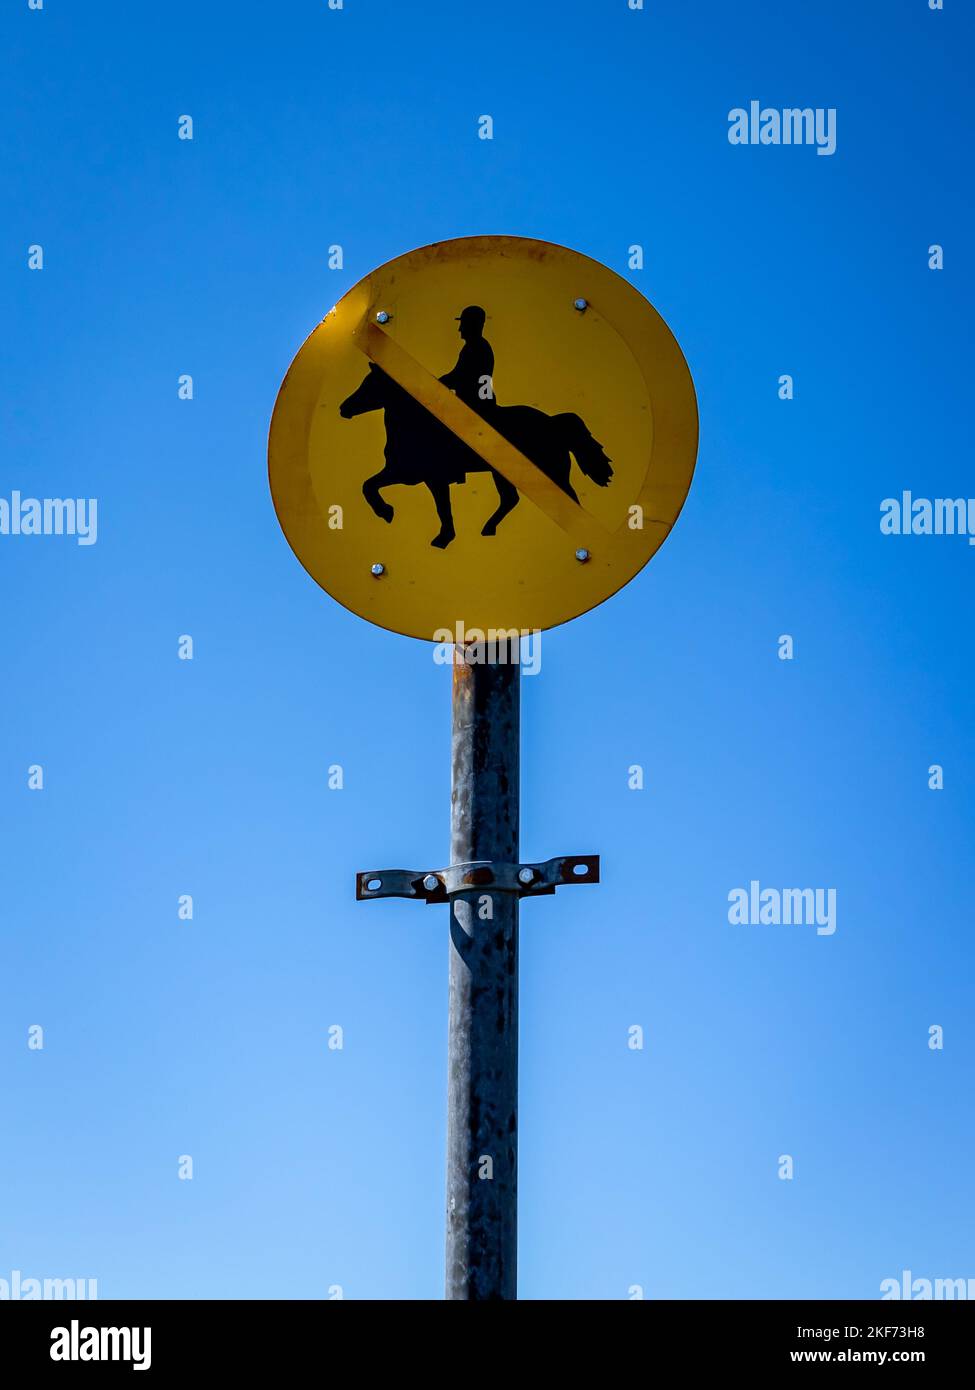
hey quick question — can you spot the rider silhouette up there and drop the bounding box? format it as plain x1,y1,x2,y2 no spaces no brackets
439,306,498,416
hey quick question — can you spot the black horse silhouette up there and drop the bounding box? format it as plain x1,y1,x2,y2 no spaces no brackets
339,363,613,548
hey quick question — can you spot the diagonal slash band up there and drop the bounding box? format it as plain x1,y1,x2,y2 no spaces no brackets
352,317,608,543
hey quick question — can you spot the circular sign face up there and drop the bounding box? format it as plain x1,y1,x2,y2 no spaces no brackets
269,235,697,641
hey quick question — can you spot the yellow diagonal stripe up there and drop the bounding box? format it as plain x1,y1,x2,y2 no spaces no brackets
352,318,608,542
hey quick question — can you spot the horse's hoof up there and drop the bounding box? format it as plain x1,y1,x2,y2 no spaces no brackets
481,522,497,537
431,531,455,549
370,502,394,523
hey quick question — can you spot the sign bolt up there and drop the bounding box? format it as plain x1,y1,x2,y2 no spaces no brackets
575,548,591,563
517,867,535,885
423,874,440,892
573,298,588,312
371,563,386,577
375,310,391,324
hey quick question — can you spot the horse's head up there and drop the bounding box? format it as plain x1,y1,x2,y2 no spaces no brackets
339,363,388,418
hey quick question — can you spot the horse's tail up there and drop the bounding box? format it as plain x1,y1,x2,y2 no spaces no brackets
553,413,614,487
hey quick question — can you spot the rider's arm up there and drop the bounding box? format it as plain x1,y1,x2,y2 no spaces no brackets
439,343,475,391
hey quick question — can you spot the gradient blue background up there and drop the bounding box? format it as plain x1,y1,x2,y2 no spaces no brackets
2,0,972,1300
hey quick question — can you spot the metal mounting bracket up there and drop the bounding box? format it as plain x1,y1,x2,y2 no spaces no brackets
355,854,599,904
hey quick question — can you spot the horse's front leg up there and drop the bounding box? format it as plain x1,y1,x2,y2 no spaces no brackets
362,468,395,523
428,478,456,549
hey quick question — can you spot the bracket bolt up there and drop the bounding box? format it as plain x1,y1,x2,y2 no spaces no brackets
422,874,440,892
573,298,588,312
371,563,385,577
575,548,591,563
517,867,535,885
376,310,391,324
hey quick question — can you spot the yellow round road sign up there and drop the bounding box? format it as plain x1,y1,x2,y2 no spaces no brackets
269,236,697,641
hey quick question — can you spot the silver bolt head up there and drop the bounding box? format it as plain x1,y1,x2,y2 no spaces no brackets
517,867,535,885
575,548,591,563
371,563,385,577
376,310,390,324
573,298,588,311
422,874,440,892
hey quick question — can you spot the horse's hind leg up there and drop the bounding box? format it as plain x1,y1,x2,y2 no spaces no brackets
552,451,579,502
363,469,394,523
428,479,456,549
482,470,519,536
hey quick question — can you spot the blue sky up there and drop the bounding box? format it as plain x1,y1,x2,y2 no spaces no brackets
2,0,972,1299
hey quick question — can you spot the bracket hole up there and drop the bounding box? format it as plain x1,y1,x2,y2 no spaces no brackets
571,863,589,876
365,878,383,891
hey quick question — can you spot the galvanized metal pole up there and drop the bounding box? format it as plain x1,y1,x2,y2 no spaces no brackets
446,649,519,1300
